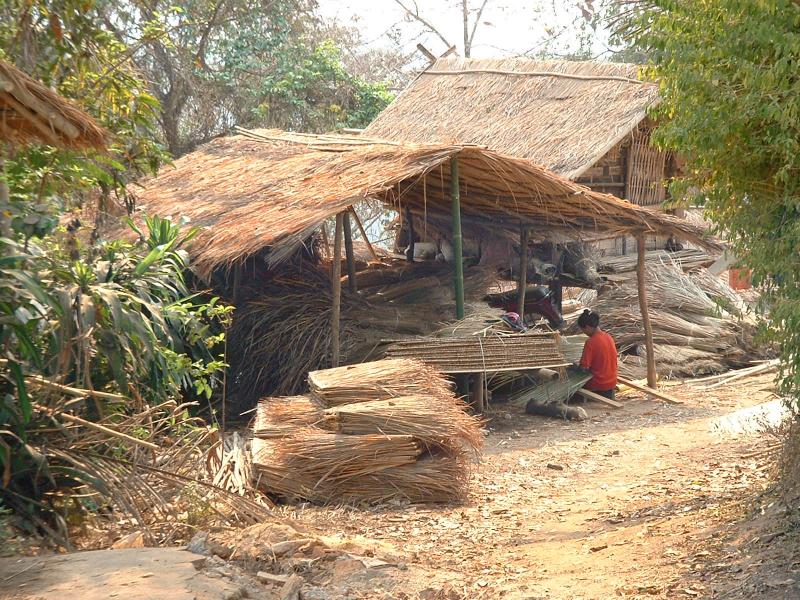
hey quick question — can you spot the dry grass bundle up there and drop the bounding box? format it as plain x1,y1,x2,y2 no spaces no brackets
252,429,425,502
321,395,483,454
308,358,454,406
253,396,323,437
333,456,470,504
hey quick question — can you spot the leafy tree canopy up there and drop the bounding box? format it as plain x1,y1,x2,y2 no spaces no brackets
626,0,800,400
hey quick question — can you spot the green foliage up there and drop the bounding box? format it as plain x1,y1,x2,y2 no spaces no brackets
627,0,800,402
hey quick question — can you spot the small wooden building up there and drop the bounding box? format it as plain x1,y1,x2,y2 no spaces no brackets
364,57,678,254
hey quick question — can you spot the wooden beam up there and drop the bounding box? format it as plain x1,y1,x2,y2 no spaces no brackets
577,388,623,408
518,226,529,320
331,213,344,367
450,156,465,319
349,207,380,262
343,211,357,293
637,234,658,388
618,376,683,405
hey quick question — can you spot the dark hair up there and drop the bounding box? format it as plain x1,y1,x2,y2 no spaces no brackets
577,309,600,329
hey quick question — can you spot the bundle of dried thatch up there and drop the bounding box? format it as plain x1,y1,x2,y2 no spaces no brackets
252,430,424,502
308,358,454,406
253,396,323,437
321,395,483,454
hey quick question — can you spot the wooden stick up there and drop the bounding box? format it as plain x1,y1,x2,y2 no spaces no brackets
577,388,623,408
700,360,778,391
32,403,159,451
342,211,357,293
349,207,380,262
617,376,683,405
518,226,529,320
25,375,126,401
331,212,344,367
637,234,658,388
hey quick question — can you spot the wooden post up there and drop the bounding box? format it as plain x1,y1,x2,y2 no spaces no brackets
404,206,415,262
471,372,486,413
450,156,465,320
349,207,380,262
517,226,529,320
331,213,344,367
637,234,657,388
343,211,357,293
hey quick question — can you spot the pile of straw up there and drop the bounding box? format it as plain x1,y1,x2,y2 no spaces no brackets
252,359,482,504
321,396,483,454
584,261,762,377
308,358,454,405
226,260,497,415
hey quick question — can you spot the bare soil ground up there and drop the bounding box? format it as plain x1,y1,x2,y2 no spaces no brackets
285,373,798,599
2,373,797,600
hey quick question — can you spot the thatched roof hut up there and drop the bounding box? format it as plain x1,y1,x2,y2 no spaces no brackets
364,58,657,180
134,128,718,280
364,58,673,211
0,60,107,150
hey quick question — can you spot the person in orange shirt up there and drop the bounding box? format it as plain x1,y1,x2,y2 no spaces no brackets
575,309,618,401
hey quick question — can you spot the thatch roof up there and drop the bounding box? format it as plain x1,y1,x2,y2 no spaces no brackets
363,58,659,180
0,60,107,150
133,128,719,280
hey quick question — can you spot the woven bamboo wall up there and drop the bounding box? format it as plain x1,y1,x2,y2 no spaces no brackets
625,127,668,207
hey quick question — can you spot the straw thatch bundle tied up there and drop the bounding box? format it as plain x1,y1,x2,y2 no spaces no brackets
253,396,323,438
321,395,483,455
252,430,469,504
308,358,454,406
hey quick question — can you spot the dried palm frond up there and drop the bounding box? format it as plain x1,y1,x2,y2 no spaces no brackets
320,395,483,454
308,358,454,406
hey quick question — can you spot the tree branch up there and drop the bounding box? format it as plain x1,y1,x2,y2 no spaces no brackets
393,0,452,51
467,0,490,53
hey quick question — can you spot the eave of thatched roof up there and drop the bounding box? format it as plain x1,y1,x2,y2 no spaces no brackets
363,57,660,180
0,60,107,150
132,128,720,280
131,130,715,278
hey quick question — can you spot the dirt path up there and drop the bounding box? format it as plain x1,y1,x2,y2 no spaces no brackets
292,373,793,599
2,374,794,600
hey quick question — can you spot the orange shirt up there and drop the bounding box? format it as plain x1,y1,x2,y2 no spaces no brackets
579,329,618,391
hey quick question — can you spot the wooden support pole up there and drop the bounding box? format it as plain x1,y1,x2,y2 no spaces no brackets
471,372,486,413
343,211,357,293
404,206,415,262
518,226,529,319
331,213,344,367
637,234,658,388
450,156,465,320
349,207,380,262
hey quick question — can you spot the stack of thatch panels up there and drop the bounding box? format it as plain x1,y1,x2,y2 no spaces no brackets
384,332,567,373
251,358,482,504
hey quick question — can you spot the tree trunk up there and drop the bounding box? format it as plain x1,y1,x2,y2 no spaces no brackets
462,0,470,57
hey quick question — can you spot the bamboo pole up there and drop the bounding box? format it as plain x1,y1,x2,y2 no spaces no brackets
637,234,658,388
518,226,529,320
349,207,380,262
343,210,357,293
331,213,344,367
450,156,465,320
